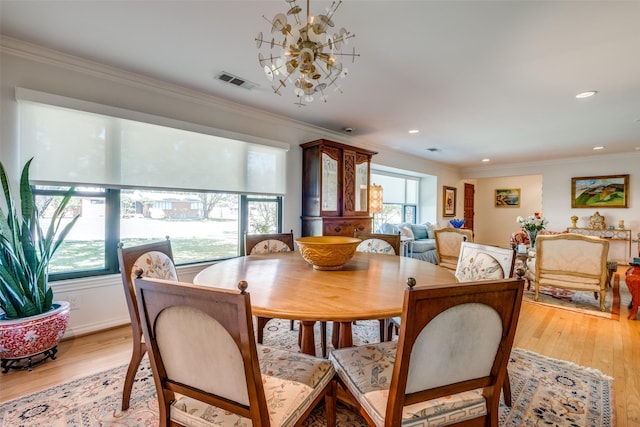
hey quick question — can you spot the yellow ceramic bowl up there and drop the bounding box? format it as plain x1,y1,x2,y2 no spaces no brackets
295,236,362,271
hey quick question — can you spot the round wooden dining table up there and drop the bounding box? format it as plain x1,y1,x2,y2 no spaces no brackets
193,251,457,356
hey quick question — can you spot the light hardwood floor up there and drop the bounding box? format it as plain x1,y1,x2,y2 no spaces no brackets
1,285,639,426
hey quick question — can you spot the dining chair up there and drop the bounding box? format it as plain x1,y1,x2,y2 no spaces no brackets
134,276,336,427
433,228,473,271
354,231,402,343
245,230,295,255
387,242,517,406
331,277,524,427
116,237,178,411
243,230,299,345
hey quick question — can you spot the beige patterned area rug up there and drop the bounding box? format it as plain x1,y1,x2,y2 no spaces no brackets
522,273,633,320
0,320,615,426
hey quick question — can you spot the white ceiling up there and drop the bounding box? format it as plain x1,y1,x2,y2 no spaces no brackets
1,1,639,167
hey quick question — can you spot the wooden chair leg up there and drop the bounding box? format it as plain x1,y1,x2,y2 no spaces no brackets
290,319,295,331
502,369,512,407
122,339,146,411
324,380,337,427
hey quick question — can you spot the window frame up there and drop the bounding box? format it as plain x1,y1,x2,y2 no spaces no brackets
34,185,283,281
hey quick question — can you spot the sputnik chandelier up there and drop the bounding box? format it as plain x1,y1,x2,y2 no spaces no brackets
255,0,359,106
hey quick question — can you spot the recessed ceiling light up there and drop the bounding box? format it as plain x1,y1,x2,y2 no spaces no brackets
408,129,419,134
576,90,598,99
482,158,490,163
593,146,605,151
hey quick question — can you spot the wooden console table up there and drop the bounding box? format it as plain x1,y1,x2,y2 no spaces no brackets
566,227,632,262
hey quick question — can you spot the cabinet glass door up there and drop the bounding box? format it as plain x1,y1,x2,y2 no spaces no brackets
355,161,369,212
321,153,338,212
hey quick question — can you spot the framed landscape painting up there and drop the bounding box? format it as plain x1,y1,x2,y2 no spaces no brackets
495,188,520,207
571,174,629,208
443,186,456,217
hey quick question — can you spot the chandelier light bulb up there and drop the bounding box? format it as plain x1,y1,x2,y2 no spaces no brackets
256,0,359,106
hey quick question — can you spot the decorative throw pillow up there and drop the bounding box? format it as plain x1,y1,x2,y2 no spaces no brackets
410,224,428,240
398,226,414,239
424,222,437,239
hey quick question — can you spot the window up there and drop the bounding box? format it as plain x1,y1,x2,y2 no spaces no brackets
371,171,419,229
36,186,283,280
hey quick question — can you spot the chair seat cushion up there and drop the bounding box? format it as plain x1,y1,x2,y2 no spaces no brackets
329,341,486,427
171,345,334,427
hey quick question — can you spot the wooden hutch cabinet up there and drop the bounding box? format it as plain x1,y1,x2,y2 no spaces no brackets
300,139,377,237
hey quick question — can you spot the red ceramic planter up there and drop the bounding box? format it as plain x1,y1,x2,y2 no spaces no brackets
0,301,70,360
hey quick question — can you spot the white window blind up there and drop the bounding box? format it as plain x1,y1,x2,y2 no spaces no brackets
17,88,288,195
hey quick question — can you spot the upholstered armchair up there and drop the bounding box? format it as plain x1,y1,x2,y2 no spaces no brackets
433,228,473,271
534,233,610,311
510,229,530,247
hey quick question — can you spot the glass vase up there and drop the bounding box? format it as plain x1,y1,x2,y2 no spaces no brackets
527,230,540,250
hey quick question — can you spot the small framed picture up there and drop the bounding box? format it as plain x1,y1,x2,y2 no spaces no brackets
443,186,456,217
495,188,520,207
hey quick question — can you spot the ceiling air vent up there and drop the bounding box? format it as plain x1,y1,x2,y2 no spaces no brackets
215,71,257,90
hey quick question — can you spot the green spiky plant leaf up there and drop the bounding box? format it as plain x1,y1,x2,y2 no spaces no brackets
0,158,79,318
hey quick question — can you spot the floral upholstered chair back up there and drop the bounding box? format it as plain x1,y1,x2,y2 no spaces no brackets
354,231,401,256
130,250,178,285
455,242,515,282
509,230,530,247
245,231,294,255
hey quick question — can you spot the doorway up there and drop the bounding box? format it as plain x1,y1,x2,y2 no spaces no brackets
464,183,475,232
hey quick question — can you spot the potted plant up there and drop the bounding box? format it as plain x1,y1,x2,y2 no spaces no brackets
0,158,79,371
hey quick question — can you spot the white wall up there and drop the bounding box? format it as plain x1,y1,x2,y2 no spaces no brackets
463,154,640,261
0,37,461,336
469,174,543,246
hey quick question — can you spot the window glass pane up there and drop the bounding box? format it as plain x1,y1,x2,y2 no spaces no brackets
404,205,417,223
406,180,418,204
38,193,106,273
371,174,405,204
120,189,239,263
248,199,279,233
379,204,404,225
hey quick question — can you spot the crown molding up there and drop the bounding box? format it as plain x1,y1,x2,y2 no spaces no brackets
0,35,347,139
460,151,640,179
